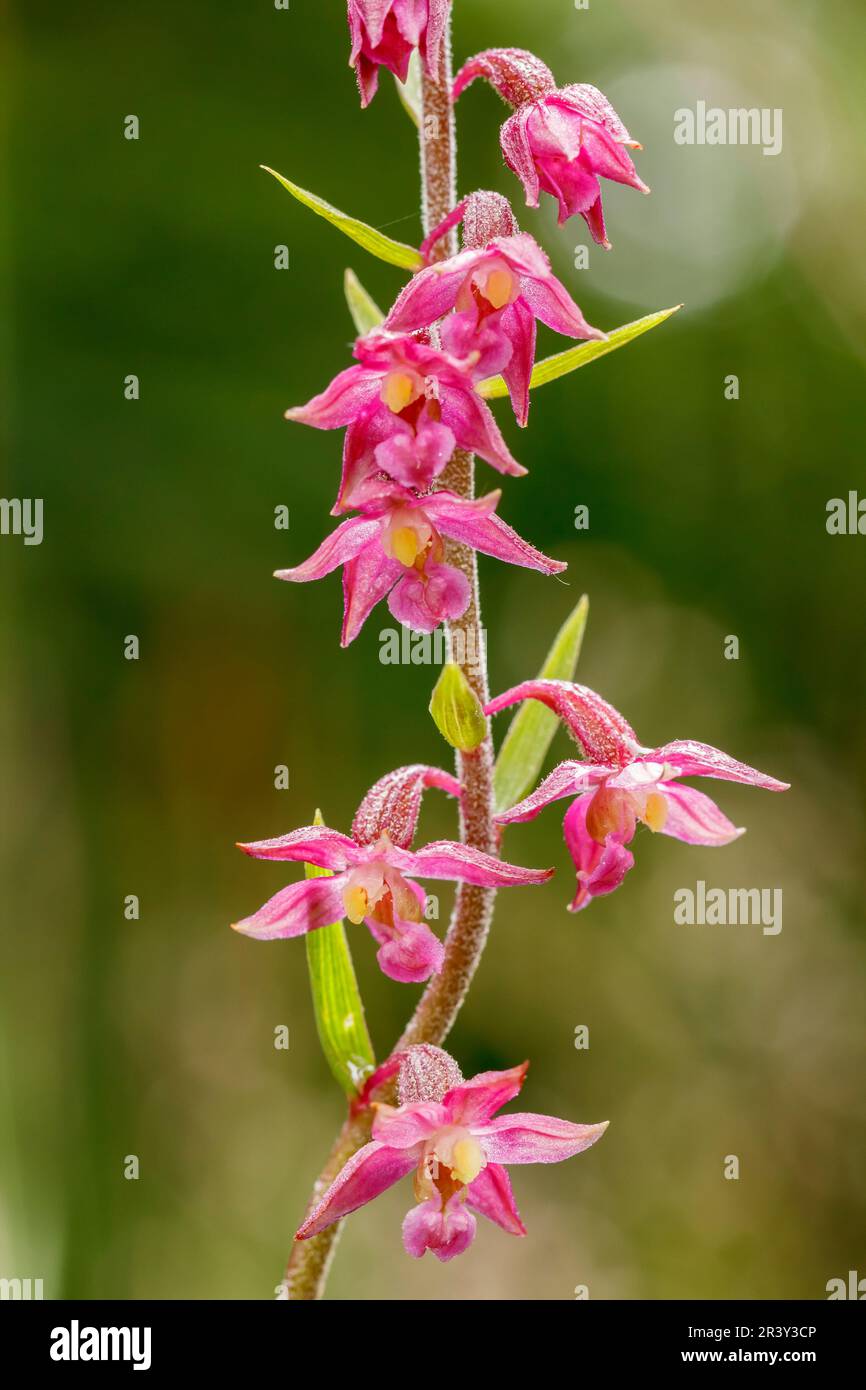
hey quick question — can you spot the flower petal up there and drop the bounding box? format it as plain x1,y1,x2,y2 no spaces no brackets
341,541,403,646
383,251,481,332
402,1195,477,1261
296,1141,418,1239
274,516,379,584
501,107,541,208
373,918,446,983
387,560,471,632
495,760,611,824
426,490,566,574
389,839,554,886
476,1114,609,1164
371,1101,448,1149
497,298,535,426
231,875,348,941
443,1062,528,1127
237,825,359,870
563,794,634,912
659,782,744,846
519,268,605,343
558,82,638,144
649,739,790,791
465,1163,526,1236
284,364,381,429
438,381,526,477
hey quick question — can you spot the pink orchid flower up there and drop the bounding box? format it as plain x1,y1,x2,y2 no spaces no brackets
274,486,565,645
486,680,790,912
383,192,605,426
285,331,524,515
348,0,452,109
453,48,649,246
296,1045,607,1260
233,766,553,983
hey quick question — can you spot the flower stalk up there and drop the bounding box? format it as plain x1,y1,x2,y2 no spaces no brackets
282,8,501,1299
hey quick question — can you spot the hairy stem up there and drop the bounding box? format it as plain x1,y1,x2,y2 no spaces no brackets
283,20,496,1299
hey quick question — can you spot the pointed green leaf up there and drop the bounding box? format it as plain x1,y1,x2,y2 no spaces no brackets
261,166,423,271
478,305,682,400
394,51,422,127
344,269,386,337
305,811,375,1097
494,596,589,815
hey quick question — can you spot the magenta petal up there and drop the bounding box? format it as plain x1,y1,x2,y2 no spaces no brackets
558,82,637,144
417,0,452,80
237,825,359,870
501,108,542,208
438,382,526,477
232,875,348,941
284,364,381,430
402,1196,476,1261
341,542,403,646
374,918,445,983
383,252,480,332
296,1140,418,1239
485,679,639,765
660,782,744,847
563,794,634,912
443,1062,528,1126
476,1113,609,1164
387,561,470,632
520,271,605,342
650,739,790,791
426,490,566,575
496,760,611,824
465,1163,526,1236
389,839,554,887
498,299,535,426
274,517,379,584
372,1101,447,1149
352,764,462,849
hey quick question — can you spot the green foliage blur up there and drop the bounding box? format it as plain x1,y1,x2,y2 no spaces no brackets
2,0,865,1300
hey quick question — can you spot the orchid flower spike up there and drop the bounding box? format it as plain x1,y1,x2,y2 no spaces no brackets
453,49,649,245
486,681,790,912
384,190,605,426
296,1045,608,1260
285,331,524,515
275,486,565,645
348,0,452,108
233,766,554,982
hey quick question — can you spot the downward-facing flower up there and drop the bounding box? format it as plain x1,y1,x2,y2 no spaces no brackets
233,766,553,982
486,680,790,912
296,1045,607,1260
384,191,605,426
275,486,565,645
348,0,452,108
453,48,649,245
285,331,523,514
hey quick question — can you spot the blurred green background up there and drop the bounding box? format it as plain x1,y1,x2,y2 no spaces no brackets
2,0,865,1300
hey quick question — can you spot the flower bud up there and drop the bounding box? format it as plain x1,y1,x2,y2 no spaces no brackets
429,662,487,752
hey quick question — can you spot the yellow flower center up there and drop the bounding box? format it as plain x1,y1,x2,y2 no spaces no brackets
449,1136,486,1186
389,526,422,568
382,370,420,414
484,267,516,309
642,792,668,833
343,884,369,925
